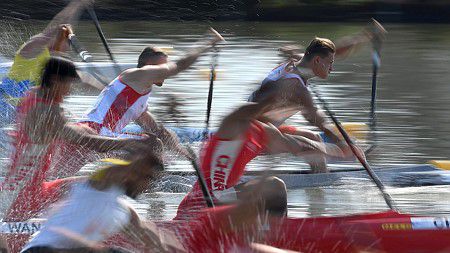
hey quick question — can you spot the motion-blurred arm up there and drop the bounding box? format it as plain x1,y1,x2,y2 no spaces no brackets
30,104,149,153
124,28,224,91
19,0,91,58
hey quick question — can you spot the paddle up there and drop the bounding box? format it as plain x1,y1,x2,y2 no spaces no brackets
364,49,380,155
369,45,380,130
310,86,396,210
184,146,215,207
186,33,225,208
205,47,220,133
366,18,386,155
186,42,223,208
68,34,93,62
86,7,121,74
67,34,111,90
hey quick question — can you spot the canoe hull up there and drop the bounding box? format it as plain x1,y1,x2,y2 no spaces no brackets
4,211,450,253
268,211,450,253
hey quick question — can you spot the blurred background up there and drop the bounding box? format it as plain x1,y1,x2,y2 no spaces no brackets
1,0,450,22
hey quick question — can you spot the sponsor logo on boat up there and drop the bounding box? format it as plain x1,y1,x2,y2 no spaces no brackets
381,223,412,230
411,217,450,230
1,222,41,234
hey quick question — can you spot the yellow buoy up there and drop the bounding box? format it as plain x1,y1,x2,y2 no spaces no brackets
331,122,369,141
428,160,450,170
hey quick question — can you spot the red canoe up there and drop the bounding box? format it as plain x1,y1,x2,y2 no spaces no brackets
3,211,450,253
267,211,450,253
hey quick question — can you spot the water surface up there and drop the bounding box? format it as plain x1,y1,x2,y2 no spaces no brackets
1,21,450,220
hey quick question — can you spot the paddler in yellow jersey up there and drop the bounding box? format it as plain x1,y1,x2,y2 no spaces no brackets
0,0,92,124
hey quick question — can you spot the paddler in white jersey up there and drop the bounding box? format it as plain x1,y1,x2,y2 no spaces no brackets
80,28,225,153
248,20,386,173
0,57,153,227
20,135,184,253
19,136,304,253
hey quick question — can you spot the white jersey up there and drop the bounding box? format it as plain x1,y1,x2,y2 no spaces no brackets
21,183,131,251
83,76,152,136
249,62,306,101
261,62,305,85
248,62,307,126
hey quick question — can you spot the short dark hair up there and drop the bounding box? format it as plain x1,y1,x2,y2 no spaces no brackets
41,57,79,88
303,37,336,61
137,47,167,68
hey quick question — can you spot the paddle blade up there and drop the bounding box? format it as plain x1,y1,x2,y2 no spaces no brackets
332,122,369,142
199,68,223,81
428,160,450,170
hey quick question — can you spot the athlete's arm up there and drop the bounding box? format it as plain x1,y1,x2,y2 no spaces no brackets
32,105,147,153
60,124,144,153
264,125,348,158
122,28,224,90
279,45,304,60
285,82,342,144
124,208,185,252
335,19,386,59
279,20,386,62
18,0,90,58
216,98,274,140
135,111,188,156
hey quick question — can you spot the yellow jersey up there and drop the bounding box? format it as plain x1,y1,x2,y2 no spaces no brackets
7,46,51,86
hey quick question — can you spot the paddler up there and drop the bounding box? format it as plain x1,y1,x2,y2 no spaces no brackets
181,176,302,252
19,135,184,253
79,28,225,153
0,0,92,125
0,57,153,227
18,143,300,253
277,19,386,61
175,96,358,221
248,19,386,173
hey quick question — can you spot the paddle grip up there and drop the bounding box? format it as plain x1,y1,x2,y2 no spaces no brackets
68,34,93,62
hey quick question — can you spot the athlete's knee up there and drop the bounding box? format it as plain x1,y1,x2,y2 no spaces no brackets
261,176,287,217
263,176,287,193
